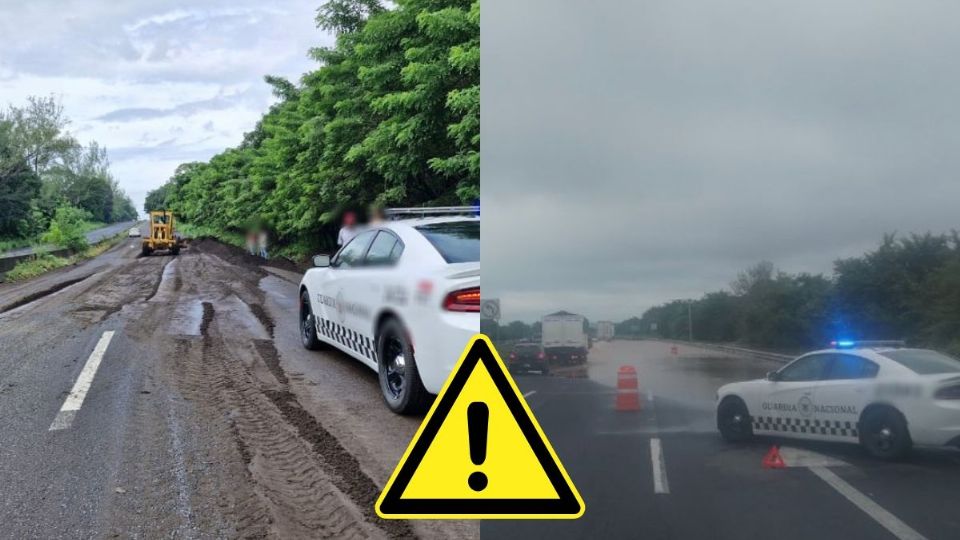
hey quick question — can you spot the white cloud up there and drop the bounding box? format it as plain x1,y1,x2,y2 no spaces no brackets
0,0,333,212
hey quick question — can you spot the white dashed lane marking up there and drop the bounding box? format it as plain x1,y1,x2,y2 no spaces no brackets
650,437,669,494
49,330,115,431
809,466,928,540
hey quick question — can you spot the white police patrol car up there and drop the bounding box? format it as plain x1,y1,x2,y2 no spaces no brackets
298,207,480,414
716,341,960,459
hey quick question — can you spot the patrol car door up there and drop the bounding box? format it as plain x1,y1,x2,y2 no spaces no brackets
754,354,831,438
340,229,405,368
316,230,376,362
810,354,878,441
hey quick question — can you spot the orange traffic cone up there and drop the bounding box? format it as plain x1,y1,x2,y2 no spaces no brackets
762,445,786,469
615,366,641,411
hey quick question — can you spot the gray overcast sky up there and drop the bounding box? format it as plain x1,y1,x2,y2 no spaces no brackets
0,0,330,212
483,0,960,323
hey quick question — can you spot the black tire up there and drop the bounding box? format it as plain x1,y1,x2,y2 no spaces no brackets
540,364,551,376
141,246,152,256
376,317,430,415
299,290,321,351
171,246,180,256
859,407,912,460
717,397,753,443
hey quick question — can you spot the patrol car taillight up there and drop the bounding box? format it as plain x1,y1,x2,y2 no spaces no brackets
935,385,960,400
443,287,480,312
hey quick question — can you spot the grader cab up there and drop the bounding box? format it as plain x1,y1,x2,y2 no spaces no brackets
142,210,182,256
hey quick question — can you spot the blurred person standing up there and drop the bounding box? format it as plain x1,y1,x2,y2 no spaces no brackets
337,211,358,247
246,231,257,256
258,229,269,259
368,204,386,225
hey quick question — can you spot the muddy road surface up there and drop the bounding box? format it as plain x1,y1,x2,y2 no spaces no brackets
0,234,475,539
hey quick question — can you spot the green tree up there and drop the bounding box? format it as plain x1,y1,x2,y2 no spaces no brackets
42,205,90,252
154,0,481,257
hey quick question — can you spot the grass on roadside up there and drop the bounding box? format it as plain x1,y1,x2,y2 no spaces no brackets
5,253,72,281
4,231,127,282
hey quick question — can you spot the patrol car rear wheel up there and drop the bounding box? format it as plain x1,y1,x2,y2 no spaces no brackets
377,318,429,415
299,290,321,351
859,407,912,460
717,397,753,443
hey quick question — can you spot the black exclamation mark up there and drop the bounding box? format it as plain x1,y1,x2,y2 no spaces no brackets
467,402,489,492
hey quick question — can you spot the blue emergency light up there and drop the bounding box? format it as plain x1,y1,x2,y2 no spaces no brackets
830,339,905,349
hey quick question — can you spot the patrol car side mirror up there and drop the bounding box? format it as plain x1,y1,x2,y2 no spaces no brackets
313,254,331,268
766,371,781,382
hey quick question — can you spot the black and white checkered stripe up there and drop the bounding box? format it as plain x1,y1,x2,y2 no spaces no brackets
317,318,378,363
752,415,858,438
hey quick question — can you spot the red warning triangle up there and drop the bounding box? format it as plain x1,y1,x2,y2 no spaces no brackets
762,445,786,469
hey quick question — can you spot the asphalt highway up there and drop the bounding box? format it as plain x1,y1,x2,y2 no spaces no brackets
485,340,960,540
0,220,138,260
3,229,957,539
0,229,473,539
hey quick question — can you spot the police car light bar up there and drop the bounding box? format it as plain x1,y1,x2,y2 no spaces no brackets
830,339,906,349
384,206,480,219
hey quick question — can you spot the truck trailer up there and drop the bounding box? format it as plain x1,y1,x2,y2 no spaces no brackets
596,320,615,341
541,311,588,365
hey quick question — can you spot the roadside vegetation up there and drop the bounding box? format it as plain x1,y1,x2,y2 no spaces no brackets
144,0,479,258
489,232,960,356
0,96,138,254
4,231,125,282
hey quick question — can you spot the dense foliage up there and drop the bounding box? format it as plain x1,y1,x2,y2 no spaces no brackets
490,233,960,356
627,233,960,355
0,97,137,248
146,0,480,256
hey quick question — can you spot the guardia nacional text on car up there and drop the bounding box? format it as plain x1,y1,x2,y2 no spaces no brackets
298,207,480,414
716,341,960,459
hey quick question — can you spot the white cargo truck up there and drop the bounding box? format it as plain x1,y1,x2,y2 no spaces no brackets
541,311,588,365
596,320,615,341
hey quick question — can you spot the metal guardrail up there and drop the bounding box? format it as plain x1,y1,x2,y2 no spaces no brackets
655,339,795,364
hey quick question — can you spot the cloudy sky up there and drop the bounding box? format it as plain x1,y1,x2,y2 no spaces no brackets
0,0,331,212
483,1,960,322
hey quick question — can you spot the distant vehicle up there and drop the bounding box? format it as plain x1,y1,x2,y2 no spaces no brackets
541,311,588,365
508,342,549,375
716,340,960,459
298,207,480,414
128,226,141,237
596,320,615,341
141,210,181,256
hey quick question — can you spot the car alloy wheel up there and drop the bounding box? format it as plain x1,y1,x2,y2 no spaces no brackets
383,334,406,399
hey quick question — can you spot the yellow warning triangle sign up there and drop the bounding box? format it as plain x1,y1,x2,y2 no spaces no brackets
376,334,584,519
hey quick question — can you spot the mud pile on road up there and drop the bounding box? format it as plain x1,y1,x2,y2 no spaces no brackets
189,237,305,275
121,244,416,538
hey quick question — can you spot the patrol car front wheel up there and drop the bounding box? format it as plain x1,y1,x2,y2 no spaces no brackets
299,290,322,351
717,397,753,443
377,318,429,415
859,408,912,460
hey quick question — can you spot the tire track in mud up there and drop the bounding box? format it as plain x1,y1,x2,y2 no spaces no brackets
245,304,415,539
187,301,383,539
133,244,417,538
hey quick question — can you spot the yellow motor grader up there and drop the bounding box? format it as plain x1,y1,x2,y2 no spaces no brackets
141,210,182,256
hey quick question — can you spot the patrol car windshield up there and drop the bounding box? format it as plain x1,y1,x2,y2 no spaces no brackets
415,221,480,263
879,349,960,375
